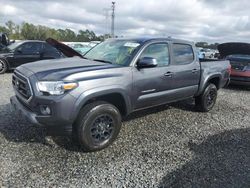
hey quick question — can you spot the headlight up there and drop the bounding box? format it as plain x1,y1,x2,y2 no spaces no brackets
37,81,78,95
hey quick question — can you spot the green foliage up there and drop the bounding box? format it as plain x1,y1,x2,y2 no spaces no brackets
0,20,105,41
196,42,219,49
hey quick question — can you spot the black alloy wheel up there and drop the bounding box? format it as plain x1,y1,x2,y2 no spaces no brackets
90,114,114,144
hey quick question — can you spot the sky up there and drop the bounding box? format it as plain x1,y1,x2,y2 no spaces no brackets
1,0,250,43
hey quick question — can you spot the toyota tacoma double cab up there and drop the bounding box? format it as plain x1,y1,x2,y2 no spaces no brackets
10,37,231,151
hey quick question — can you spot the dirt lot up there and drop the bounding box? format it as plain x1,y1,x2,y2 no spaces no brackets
0,73,250,187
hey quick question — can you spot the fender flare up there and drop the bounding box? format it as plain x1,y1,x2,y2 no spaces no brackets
197,73,222,96
70,86,132,121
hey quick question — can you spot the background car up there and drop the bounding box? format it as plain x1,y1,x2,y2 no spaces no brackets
218,42,250,86
0,40,65,74
197,47,205,59
69,43,92,55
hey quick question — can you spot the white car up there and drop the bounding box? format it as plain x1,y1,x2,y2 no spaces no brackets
204,48,215,58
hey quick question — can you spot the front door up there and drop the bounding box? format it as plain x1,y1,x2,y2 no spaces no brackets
132,42,173,110
13,42,42,67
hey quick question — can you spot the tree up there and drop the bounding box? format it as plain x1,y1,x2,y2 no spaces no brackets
21,22,37,40
0,26,8,33
5,20,15,34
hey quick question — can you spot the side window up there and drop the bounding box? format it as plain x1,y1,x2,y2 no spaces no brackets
43,43,61,58
17,42,42,55
173,44,194,65
140,43,169,67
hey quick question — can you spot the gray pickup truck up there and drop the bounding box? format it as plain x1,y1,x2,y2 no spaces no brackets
10,37,230,151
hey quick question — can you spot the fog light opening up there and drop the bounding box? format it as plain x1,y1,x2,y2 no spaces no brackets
40,105,51,115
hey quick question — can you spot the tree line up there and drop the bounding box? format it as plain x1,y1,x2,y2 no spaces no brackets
195,42,219,50
0,20,220,48
0,20,110,42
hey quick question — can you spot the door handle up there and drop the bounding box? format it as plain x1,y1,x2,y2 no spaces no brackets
192,69,198,73
164,72,173,77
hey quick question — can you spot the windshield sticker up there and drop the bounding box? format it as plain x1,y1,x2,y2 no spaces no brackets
124,42,140,48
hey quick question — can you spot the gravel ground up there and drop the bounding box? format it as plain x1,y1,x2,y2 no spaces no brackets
0,73,250,187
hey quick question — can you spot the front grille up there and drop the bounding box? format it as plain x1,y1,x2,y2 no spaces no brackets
12,71,32,100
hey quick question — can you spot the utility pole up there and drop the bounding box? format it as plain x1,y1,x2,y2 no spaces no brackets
111,1,115,38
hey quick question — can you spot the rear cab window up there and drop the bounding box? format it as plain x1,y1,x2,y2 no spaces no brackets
172,43,194,65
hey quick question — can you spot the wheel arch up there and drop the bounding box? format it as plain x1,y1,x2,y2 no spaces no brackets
71,88,132,123
197,74,222,96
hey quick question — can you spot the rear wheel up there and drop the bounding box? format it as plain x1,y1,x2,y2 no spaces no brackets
195,83,217,112
0,59,7,74
73,101,122,152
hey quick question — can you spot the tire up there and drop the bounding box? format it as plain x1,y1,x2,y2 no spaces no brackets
73,101,122,152
0,59,8,74
195,83,217,112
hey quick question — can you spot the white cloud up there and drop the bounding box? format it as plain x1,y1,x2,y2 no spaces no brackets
2,5,18,15
0,0,250,42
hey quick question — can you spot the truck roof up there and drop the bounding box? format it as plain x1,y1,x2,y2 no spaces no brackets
112,37,194,45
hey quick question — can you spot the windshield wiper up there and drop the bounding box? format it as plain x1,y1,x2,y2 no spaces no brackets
93,59,113,64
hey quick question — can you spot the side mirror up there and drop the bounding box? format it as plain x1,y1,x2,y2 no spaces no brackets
137,57,158,68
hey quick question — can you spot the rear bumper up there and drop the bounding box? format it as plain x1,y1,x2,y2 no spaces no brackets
230,76,250,86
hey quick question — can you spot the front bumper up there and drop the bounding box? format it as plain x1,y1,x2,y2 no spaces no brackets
230,76,250,86
10,94,77,127
10,96,41,126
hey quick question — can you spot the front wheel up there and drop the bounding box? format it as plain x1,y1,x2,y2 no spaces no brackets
195,83,217,112
0,59,8,74
73,101,122,152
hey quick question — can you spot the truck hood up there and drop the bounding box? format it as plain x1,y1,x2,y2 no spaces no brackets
19,57,119,80
46,38,83,58
217,42,250,58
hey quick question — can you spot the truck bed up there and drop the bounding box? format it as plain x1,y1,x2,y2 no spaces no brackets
197,59,230,95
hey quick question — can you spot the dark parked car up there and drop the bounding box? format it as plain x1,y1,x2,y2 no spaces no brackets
0,39,82,74
218,42,250,86
10,37,230,151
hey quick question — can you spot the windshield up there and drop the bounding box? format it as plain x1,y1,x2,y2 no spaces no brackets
84,39,142,66
5,41,23,51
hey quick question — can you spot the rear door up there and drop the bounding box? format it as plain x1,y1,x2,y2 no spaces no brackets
13,42,43,67
132,42,173,109
170,43,200,98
